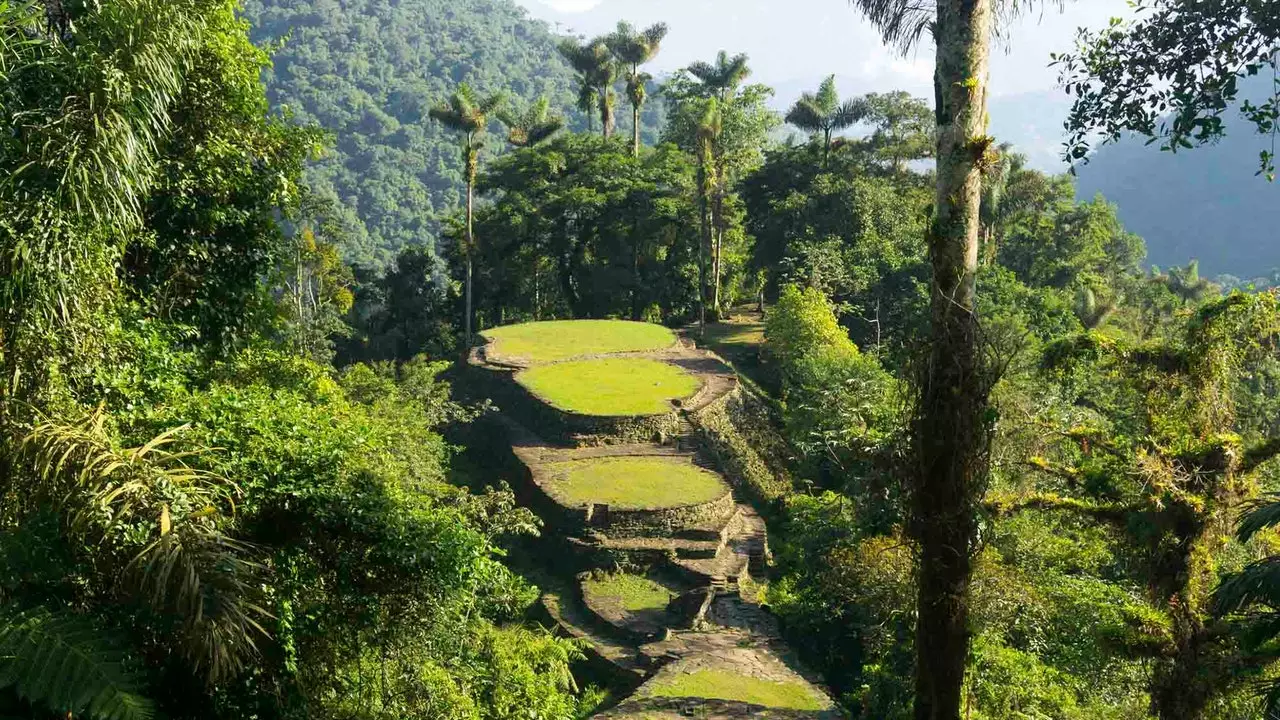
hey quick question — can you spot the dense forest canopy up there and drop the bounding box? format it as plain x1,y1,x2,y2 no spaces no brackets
243,0,664,269
4,0,1280,719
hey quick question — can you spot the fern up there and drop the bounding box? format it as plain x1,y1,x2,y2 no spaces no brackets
0,605,154,720
20,408,270,684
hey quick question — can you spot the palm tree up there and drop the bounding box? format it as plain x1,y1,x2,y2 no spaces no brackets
1216,493,1280,716
685,51,751,318
694,99,722,339
687,50,751,102
843,0,1006,715
785,75,868,165
558,37,617,139
1155,260,1217,304
428,83,504,349
498,97,564,148
605,21,668,156
978,142,1018,264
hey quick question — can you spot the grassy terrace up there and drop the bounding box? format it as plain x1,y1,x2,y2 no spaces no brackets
543,456,726,509
516,358,700,416
582,573,674,612
482,320,677,363
646,669,827,711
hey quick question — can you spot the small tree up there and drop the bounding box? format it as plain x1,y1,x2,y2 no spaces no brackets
785,75,868,166
498,97,564,148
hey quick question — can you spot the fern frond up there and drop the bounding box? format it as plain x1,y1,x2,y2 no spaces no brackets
1239,494,1280,542
1216,557,1280,615
0,605,155,720
19,409,267,685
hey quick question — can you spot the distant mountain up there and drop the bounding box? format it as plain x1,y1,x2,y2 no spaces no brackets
243,0,661,269
1073,74,1280,277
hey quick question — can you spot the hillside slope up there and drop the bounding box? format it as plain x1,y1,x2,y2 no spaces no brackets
243,0,591,268
1073,74,1280,278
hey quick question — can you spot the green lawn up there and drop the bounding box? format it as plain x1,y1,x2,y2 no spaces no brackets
516,358,700,416
482,320,676,363
543,456,727,509
582,573,674,611
646,669,826,710
703,319,764,350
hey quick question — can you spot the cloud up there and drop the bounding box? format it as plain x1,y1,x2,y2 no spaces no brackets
537,0,604,12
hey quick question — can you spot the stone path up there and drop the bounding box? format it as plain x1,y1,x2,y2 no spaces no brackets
469,329,838,718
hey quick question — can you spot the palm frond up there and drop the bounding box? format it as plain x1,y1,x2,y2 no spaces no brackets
814,75,839,115
0,605,155,720
1239,494,1280,542
833,97,870,130
131,529,270,684
846,0,936,54
785,97,825,134
20,408,268,685
1216,557,1280,615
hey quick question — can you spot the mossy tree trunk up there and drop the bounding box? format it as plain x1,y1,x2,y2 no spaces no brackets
912,0,993,717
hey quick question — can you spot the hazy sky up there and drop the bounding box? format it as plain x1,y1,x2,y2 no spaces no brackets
514,0,1132,99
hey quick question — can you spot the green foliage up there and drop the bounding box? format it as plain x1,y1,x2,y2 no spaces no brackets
1056,0,1280,178
468,133,701,323
0,606,155,720
742,141,930,357
241,0,618,268
767,493,914,717
764,286,899,496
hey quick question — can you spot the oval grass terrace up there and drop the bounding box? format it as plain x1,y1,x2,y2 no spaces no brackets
516,357,702,417
481,319,680,365
543,456,728,510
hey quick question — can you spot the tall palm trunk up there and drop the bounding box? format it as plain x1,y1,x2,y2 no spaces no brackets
712,201,723,317
696,161,710,339
912,0,993,717
464,141,476,350
599,91,614,139
633,103,641,156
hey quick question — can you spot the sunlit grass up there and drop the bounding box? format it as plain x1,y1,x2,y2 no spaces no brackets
482,320,676,363
543,456,726,509
704,320,764,349
516,358,700,416
646,669,826,710
582,573,674,612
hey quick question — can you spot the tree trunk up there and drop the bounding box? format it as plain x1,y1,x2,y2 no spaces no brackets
696,163,710,339
823,128,832,167
912,0,993,718
1151,613,1213,720
600,91,614,139
712,224,723,317
631,214,642,320
633,103,641,157
464,158,475,350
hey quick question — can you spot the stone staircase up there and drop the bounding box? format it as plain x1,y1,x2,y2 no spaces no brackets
469,330,838,718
